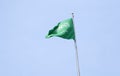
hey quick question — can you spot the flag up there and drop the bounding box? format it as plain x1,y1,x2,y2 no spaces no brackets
46,18,75,40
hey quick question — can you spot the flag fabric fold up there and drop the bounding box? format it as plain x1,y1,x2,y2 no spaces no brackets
46,18,75,40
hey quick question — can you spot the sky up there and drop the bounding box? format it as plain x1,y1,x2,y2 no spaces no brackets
0,0,120,76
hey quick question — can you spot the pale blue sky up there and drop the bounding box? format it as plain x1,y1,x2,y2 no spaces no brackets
0,0,120,76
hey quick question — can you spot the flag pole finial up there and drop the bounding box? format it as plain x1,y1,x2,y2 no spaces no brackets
72,13,74,18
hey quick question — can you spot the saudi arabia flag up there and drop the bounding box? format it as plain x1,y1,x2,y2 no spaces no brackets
46,18,75,40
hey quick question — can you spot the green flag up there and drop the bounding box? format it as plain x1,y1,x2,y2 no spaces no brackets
46,18,75,40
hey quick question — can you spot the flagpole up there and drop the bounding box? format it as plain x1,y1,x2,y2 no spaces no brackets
72,13,80,76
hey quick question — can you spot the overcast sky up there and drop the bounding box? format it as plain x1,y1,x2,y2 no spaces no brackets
0,0,120,76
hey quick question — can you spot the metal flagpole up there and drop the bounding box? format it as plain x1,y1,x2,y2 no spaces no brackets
72,13,80,76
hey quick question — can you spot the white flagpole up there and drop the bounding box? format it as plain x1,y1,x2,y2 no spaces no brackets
72,13,80,76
